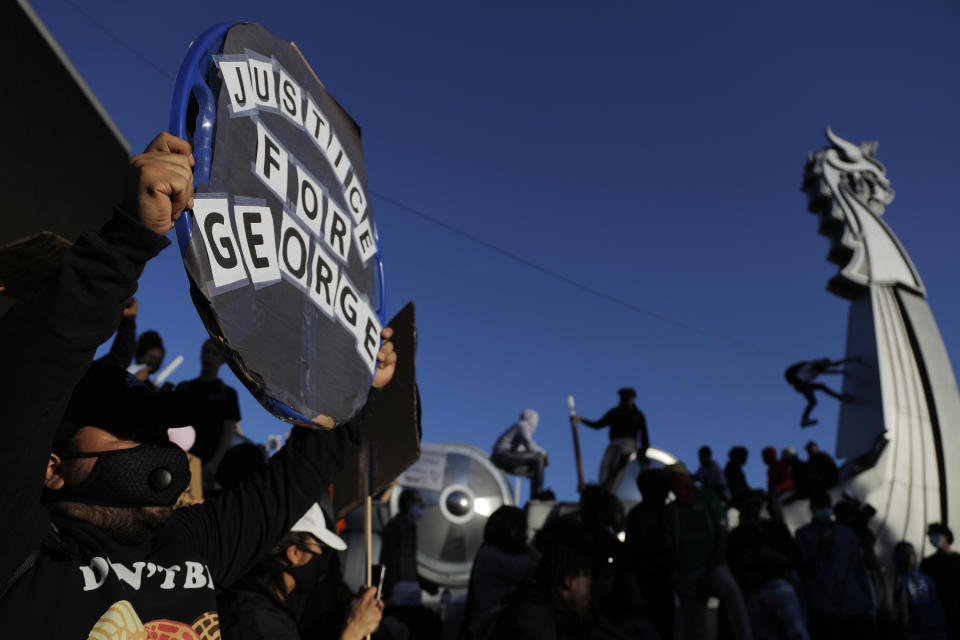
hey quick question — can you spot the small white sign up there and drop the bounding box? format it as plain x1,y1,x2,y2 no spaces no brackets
396,444,447,493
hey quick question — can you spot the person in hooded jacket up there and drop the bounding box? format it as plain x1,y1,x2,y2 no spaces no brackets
795,492,876,640
0,133,398,638
218,503,383,640
892,541,947,640
460,505,538,639
491,409,550,497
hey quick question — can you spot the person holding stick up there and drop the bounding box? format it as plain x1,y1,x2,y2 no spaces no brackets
573,387,649,491
218,503,383,640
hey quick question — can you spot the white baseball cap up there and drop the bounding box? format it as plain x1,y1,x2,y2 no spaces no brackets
291,503,347,551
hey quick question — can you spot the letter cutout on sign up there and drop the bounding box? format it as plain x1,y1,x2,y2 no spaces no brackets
356,304,382,375
325,134,352,186
309,244,339,319
344,176,368,224
277,66,304,128
294,164,324,237
279,212,311,291
193,197,248,289
335,271,361,338
217,58,256,116
353,219,377,263
234,204,281,288
248,57,278,110
323,200,352,265
254,120,289,202
304,97,332,151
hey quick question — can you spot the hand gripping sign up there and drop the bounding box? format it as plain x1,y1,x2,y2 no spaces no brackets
170,23,385,426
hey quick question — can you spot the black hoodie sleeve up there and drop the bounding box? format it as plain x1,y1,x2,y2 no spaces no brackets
0,210,168,590
102,313,137,369
169,388,379,588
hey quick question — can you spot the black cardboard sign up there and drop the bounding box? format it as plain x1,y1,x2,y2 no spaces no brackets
333,302,421,519
179,23,382,424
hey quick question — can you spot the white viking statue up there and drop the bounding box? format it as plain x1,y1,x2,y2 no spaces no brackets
786,128,960,557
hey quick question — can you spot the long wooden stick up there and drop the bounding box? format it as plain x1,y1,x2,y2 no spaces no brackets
568,395,585,492
365,495,373,588
359,444,374,640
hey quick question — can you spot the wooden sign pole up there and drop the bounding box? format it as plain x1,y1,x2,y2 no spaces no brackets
567,395,585,492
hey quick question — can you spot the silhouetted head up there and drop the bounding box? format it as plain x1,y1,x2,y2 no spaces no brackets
519,409,539,431
928,522,954,550
135,330,165,373
893,541,916,573
810,491,831,510
805,441,820,455
534,546,592,620
256,504,345,599
728,446,748,466
399,489,425,521
698,446,712,465
617,387,636,408
200,338,225,376
761,446,778,464
664,462,691,503
483,506,527,554
735,491,765,524
809,491,833,523
580,484,625,533
216,442,268,489
635,469,669,507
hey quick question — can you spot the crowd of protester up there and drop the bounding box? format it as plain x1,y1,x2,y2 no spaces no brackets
455,438,960,640
175,410,960,640
3,131,958,640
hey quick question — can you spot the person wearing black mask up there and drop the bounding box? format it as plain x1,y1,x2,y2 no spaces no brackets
380,489,441,637
219,503,383,639
919,523,960,640
129,329,168,390
381,489,426,603
0,133,397,638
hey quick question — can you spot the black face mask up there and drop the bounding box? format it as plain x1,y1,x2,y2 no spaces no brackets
45,443,190,507
287,550,331,595
141,355,164,374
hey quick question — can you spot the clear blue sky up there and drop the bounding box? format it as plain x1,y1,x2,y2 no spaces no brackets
28,0,960,500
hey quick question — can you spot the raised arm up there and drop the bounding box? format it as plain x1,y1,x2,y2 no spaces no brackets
0,132,192,590
638,411,650,453
172,331,397,586
101,300,137,369
579,409,613,430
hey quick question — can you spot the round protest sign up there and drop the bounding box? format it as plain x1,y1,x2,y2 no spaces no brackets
170,22,383,425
